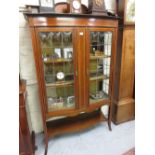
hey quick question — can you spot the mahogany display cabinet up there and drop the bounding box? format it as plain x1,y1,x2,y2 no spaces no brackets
25,13,119,154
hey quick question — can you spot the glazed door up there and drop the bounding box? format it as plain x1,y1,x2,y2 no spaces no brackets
85,28,115,106
36,28,78,113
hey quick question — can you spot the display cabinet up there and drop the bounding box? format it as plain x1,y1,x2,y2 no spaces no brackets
26,13,118,155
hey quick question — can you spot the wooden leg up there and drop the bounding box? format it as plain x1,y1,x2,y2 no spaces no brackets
31,131,37,152
108,105,112,131
44,135,48,155
44,142,48,155
45,150,47,155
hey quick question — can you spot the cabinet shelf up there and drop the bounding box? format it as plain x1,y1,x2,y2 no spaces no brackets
48,103,74,112
90,69,103,74
42,46,73,49
46,80,74,87
90,55,110,60
46,110,106,138
90,94,109,104
45,73,74,77
90,43,112,46
90,75,108,81
44,58,73,64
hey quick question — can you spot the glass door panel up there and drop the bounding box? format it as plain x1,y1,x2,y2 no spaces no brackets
39,31,75,112
89,31,112,104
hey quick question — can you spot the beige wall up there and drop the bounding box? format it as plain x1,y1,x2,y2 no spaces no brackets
19,12,43,133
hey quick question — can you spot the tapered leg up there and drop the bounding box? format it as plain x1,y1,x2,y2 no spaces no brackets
44,135,48,155
108,105,112,131
45,149,47,155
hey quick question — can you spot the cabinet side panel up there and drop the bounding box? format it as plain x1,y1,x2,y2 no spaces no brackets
29,28,48,144
110,28,119,99
113,27,123,100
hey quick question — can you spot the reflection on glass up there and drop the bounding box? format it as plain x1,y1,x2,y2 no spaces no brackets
89,31,112,104
39,31,75,112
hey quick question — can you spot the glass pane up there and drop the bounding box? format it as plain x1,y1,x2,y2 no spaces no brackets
89,31,112,104
39,31,75,112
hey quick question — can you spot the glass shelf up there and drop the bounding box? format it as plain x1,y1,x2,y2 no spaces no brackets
90,55,110,60
47,96,75,111
90,75,109,81
89,92,109,104
90,43,112,46
43,58,73,64
46,81,74,87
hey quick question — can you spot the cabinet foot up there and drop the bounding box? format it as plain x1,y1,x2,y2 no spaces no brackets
108,121,112,131
108,105,112,131
44,135,48,155
44,145,48,155
44,150,47,155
